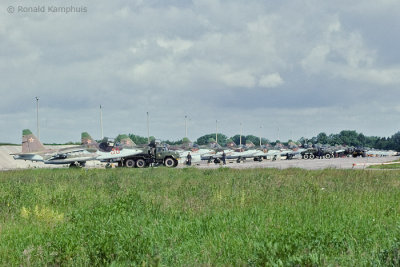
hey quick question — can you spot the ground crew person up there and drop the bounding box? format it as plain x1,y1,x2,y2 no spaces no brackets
186,152,192,166
222,151,226,165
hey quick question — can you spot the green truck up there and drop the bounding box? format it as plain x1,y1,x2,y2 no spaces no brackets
120,141,180,168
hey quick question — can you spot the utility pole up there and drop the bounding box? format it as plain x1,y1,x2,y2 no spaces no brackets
277,127,280,142
259,125,262,147
147,112,150,143
100,105,104,139
35,97,40,141
185,115,187,138
240,122,242,146
215,120,218,144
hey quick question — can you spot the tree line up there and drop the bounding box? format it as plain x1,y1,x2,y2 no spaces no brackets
306,130,400,151
112,130,400,151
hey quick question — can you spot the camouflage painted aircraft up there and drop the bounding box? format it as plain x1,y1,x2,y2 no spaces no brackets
12,130,147,168
12,129,99,167
94,136,143,163
118,134,136,148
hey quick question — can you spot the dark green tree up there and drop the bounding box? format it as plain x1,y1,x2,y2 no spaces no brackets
128,134,149,145
390,132,400,151
339,130,360,146
245,135,260,145
317,132,328,144
197,134,228,146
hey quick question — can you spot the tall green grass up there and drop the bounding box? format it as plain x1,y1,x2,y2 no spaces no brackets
369,163,400,169
0,167,400,265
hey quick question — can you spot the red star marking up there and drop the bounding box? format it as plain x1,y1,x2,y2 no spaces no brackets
87,139,92,144
28,137,34,143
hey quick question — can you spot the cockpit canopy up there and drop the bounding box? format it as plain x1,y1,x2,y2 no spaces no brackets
99,137,120,152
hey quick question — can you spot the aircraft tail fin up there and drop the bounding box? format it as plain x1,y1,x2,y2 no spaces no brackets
119,134,136,147
22,129,46,153
81,132,98,147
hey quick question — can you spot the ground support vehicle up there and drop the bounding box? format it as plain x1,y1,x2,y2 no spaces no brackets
301,148,334,160
105,143,179,168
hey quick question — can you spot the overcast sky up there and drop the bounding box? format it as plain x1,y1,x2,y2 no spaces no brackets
1,0,400,143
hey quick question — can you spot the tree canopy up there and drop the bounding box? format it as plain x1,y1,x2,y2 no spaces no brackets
108,130,400,151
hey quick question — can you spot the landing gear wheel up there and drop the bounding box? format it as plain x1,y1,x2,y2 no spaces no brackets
136,159,146,168
324,153,331,159
69,162,82,168
125,159,135,168
214,158,221,164
309,154,315,159
105,163,112,169
164,157,175,167
303,154,309,160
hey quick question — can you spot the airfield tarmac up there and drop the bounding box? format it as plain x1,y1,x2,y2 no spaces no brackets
186,156,400,170
1,145,398,171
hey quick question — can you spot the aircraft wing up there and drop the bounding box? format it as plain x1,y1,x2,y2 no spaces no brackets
226,150,258,159
96,148,143,161
12,153,44,162
56,146,87,154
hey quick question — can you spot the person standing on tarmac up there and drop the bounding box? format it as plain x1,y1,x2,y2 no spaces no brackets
222,151,226,165
186,152,192,166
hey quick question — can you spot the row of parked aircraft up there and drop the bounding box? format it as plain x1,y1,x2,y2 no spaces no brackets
12,129,180,168
11,129,398,168
167,142,398,164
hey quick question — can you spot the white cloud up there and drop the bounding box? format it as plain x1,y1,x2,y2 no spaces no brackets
221,70,256,88
300,17,400,86
156,38,193,54
259,73,284,88
1,0,400,143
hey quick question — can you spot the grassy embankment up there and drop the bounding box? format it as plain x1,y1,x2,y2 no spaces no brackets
1,167,400,266
0,143,18,146
368,159,400,169
369,164,400,170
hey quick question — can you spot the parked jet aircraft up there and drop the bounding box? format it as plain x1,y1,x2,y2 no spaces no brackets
12,129,98,167
12,130,148,168
176,148,215,164
94,137,143,163
166,143,216,164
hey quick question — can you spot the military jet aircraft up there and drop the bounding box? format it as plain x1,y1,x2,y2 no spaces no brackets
94,136,143,164
365,149,398,157
165,142,216,164
12,130,149,168
12,129,99,167
174,147,215,164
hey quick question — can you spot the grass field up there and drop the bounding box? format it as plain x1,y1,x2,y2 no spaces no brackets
369,163,400,169
1,167,400,266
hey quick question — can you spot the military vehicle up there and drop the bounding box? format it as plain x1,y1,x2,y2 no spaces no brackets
349,147,367,158
97,139,179,168
301,147,335,159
